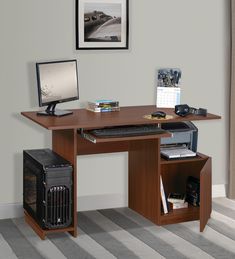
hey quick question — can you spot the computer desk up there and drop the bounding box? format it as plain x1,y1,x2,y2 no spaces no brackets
21,105,221,239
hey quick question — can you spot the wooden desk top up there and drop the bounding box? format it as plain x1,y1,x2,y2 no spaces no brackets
21,105,221,130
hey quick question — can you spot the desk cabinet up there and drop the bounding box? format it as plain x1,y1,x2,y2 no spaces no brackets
160,154,211,231
128,139,211,232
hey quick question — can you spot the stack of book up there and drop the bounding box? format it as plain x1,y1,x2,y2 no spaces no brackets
186,176,200,206
87,99,120,112
167,192,188,209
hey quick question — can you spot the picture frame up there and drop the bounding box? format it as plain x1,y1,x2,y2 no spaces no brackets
76,0,129,50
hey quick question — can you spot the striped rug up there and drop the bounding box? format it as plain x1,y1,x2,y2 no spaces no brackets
1,197,235,259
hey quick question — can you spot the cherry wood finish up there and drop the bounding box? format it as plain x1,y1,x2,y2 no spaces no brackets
81,130,171,143
129,139,161,225
21,105,221,130
200,157,212,232
52,129,78,237
24,211,74,240
160,153,207,165
21,106,220,238
160,206,200,225
77,134,129,155
160,154,211,230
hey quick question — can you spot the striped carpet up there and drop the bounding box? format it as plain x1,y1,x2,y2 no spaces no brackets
1,198,235,259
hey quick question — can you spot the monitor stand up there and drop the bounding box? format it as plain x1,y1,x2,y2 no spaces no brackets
37,103,73,117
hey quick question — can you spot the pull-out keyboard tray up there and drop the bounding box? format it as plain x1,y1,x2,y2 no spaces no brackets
80,124,171,143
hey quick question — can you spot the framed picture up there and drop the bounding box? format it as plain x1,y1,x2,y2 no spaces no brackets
76,0,129,50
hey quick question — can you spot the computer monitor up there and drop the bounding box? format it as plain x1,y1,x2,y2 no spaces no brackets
36,59,79,116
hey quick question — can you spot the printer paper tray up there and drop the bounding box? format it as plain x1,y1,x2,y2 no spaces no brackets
160,146,196,160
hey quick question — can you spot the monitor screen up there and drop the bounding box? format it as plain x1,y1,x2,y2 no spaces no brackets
36,60,79,107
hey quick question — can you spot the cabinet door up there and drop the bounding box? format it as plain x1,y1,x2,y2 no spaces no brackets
200,157,212,232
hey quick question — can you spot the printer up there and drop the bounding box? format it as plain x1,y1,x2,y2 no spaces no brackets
160,121,198,154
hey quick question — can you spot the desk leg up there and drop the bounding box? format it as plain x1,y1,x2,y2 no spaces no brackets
52,129,78,237
129,139,161,224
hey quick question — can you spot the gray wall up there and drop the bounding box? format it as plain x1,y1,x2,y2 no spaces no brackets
0,0,230,208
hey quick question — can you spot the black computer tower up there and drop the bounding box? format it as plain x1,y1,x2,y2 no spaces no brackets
23,149,73,229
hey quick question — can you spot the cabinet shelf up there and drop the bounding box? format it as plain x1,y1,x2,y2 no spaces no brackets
160,153,207,165
160,205,199,225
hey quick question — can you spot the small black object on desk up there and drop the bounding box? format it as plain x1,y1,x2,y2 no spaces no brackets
151,111,166,118
175,104,207,117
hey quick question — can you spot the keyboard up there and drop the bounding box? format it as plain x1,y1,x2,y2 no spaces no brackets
90,124,166,138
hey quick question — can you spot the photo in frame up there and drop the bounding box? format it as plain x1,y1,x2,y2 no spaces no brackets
76,0,129,49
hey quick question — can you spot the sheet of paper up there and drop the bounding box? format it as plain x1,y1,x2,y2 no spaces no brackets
156,68,181,108
157,87,181,108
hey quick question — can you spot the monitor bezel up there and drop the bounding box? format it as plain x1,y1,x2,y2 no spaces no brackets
36,59,79,107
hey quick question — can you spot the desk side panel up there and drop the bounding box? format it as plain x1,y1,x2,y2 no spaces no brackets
200,157,212,232
52,129,77,237
129,139,161,224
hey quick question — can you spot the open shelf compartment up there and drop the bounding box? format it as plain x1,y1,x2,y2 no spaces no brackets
159,153,211,230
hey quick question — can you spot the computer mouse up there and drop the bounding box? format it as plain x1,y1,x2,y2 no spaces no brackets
151,111,166,118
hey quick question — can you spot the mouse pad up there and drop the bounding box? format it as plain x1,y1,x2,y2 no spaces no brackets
143,114,174,120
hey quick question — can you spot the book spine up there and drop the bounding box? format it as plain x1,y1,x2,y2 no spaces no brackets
160,176,168,214
89,101,119,107
167,198,185,204
87,107,120,112
172,202,188,209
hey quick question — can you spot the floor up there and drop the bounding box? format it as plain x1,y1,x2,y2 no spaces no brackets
0,197,235,259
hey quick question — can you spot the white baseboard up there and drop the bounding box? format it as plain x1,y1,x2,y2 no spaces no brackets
0,185,226,220
77,194,128,211
0,203,24,220
0,194,127,220
212,184,227,198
